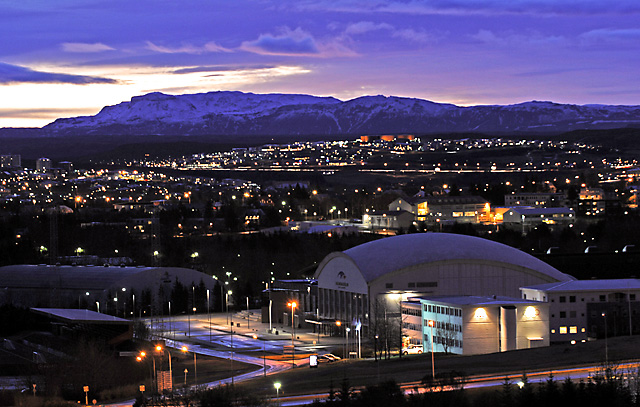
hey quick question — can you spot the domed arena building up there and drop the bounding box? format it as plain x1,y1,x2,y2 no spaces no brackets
312,233,575,330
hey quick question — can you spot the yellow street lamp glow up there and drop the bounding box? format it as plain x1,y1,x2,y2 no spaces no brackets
181,346,188,352
274,382,281,390
140,351,146,357
155,345,162,352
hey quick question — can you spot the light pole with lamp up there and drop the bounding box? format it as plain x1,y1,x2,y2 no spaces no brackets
228,290,234,385
253,334,267,376
428,319,435,379
181,346,197,387
602,312,608,365
336,320,343,357
287,301,297,367
154,345,173,393
274,382,281,401
207,289,211,341
345,327,350,359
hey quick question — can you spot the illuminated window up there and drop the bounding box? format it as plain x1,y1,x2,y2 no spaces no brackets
551,329,556,334
452,212,463,217
569,326,577,334
559,326,567,334
581,328,586,333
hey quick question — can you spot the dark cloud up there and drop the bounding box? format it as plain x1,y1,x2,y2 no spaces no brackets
0,62,118,85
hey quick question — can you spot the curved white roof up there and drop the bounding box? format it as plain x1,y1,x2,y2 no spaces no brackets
340,233,574,283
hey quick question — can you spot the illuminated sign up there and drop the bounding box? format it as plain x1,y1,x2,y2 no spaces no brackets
335,271,349,288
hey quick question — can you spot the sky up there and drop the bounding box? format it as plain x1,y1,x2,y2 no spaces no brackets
1,0,639,128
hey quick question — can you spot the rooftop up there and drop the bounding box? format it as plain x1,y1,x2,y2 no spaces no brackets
339,233,573,283
31,308,131,324
522,279,640,292
412,295,543,307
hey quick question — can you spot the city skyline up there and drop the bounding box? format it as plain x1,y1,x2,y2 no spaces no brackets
1,0,639,128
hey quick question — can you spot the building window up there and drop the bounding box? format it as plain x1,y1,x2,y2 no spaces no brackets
559,326,567,334
386,283,393,289
417,282,438,288
570,311,576,318
408,282,416,288
581,328,586,333
559,296,566,303
570,296,576,303
631,294,636,301
569,326,577,334
559,311,566,318
551,329,556,334
599,295,606,302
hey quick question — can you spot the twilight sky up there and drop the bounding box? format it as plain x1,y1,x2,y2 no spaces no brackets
1,0,639,128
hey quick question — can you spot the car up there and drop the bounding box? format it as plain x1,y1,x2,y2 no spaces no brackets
402,345,423,355
317,353,341,363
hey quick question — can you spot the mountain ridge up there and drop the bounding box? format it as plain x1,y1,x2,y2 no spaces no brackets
7,91,640,137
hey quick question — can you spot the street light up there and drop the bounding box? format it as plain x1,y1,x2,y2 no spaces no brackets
287,301,297,367
428,319,435,379
345,327,351,359
181,346,197,387
602,312,608,365
253,334,267,376
154,345,173,394
207,289,211,342
274,382,281,400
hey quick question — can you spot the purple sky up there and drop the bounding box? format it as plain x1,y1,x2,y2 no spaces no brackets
1,0,639,127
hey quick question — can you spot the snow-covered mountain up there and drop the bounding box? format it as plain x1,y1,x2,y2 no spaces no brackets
41,91,640,137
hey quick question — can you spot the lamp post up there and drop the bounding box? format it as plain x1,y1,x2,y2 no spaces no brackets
207,289,211,342
229,290,234,385
287,301,297,367
428,320,435,379
274,382,281,400
336,320,343,357
253,334,267,376
181,346,197,387
345,327,350,359
602,312,608,365
154,344,173,394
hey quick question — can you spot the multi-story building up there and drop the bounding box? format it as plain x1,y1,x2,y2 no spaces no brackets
504,192,567,207
36,157,52,173
362,210,415,231
0,154,21,169
501,207,575,232
521,279,640,344
401,295,549,355
577,187,606,216
388,195,490,224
